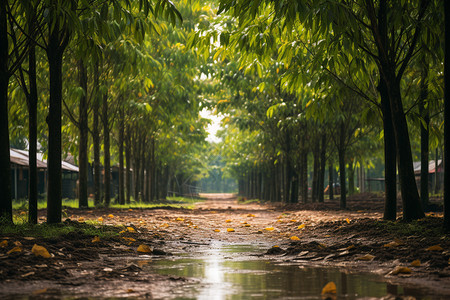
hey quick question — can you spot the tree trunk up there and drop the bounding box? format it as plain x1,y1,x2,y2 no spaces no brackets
444,0,450,231
78,59,89,208
125,126,131,204
338,122,346,209
379,79,397,220
420,60,430,209
27,36,38,224
348,160,355,196
312,139,320,202
102,92,110,206
329,162,334,200
118,105,125,205
318,134,326,202
93,62,101,206
301,146,308,203
0,2,12,223
386,76,424,220
46,17,69,224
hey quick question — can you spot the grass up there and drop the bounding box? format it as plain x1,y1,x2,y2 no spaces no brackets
236,196,261,204
12,196,203,211
0,220,120,239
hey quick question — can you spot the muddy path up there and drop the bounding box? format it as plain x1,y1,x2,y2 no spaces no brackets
1,194,450,299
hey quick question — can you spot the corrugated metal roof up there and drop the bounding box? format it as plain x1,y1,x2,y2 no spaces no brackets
10,149,47,169
11,148,78,172
413,160,442,174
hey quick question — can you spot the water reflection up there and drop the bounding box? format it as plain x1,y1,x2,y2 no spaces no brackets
150,243,438,300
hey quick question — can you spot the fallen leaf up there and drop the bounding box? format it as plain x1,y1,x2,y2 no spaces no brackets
391,266,412,275
7,246,22,255
383,241,401,248
410,260,421,267
119,230,126,234
290,219,297,222
345,218,350,224
321,281,337,294
272,245,279,248
0,240,7,248
137,244,152,253
225,219,232,223
247,214,255,217
14,241,22,247
33,288,48,295
176,217,184,221
108,214,114,218
426,245,443,251
290,236,300,241
122,237,136,242
32,244,51,258
214,229,220,232
160,223,169,228
356,254,375,261
244,224,251,227
298,224,305,230
128,209,133,212
98,217,104,222
127,289,135,293
265,227,274,231
78,217,85,222
127,227,136,232
92,236,100,243
346,245,355,250
227,228,235,232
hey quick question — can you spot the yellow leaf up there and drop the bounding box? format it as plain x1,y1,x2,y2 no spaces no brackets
14,241,22,247
410,260,421,267
98,217,104,222
383,241,401,248
290,236,300,241
31,244,51,258
33,288,48,295
119,230,126,234
247,214,255,217
7,246,22,255
176,217,184,221
0,240,7,248
78,217,85,222
127,289,135,293
345,218,350,224
356,254,375,261
122,237,136,242
290,219,297,222
127,227,136,232
20,211,26,215
225,219,232,223
276,219,283,223
92,236,100,243
227,228,235,232
298,224,305,230
108,214,114,218
391,266,412,275
426,245,443,251
244,224,251,227
214,229,220,232
192,225,198,229
128,209,133,212
321,282,337,294
272,245,279,248
137,244,152,253
160,223,169,228
265,227,274,231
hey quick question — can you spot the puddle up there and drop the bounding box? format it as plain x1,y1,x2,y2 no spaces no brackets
145,243,441,300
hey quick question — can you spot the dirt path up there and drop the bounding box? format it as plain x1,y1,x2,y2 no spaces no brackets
1,194,450,298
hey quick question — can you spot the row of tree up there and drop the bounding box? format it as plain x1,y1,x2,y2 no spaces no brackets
189,0,450,226
2,0,213,224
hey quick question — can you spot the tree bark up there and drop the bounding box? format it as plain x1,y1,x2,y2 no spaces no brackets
78,59,89,208
328,162,334,200
420,60,430,209
46,16,69,224
444,0,450,231
0,2,12,223
125,126,131,204
118,105,125,205
93,62,101,206
312,139,320,202
27,31,38,224
318,134,326,202
102,92,110,206
348,160,355,195
338,121,346,209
